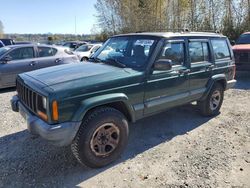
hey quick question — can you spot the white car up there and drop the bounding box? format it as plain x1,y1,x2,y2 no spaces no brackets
74,43,102,61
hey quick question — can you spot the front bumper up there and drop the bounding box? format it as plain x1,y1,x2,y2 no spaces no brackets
236,63,250,71
11,96,81,146
226,79,237,90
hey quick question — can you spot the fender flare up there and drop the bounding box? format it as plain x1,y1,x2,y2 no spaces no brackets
199,74,227,101
72,93,135,122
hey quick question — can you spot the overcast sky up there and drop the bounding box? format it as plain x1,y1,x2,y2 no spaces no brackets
0,0,97,34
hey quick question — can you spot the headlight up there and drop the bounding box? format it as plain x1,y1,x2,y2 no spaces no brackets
42,97,47,109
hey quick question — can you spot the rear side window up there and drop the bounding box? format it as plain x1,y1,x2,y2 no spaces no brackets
8,47,34,60
159,42,185,66
189,42,209,63
211,39,231,60
38,47,57,57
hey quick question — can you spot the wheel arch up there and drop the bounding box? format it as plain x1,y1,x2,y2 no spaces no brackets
72,93,135,123
200,74,227,101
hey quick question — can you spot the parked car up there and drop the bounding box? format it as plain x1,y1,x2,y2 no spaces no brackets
14,41,34,45
0,40,4,48
11,32,236,168
74,43,102,61
0,38,15,46
0,44,79,89
62,41,87,51
232,32,250,71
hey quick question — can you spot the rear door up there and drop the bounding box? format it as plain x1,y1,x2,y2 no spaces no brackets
0,47,36,87
210,38,233,76
36,46,61,69
144,40,190,115
188,39,213,100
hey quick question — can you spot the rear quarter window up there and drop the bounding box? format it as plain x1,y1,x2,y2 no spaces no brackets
211,39,231,61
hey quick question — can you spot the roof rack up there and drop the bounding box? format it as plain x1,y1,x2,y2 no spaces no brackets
152,28,221,34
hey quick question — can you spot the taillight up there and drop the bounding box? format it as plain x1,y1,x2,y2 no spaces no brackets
233,65,236,79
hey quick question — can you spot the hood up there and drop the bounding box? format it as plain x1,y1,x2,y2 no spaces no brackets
24,62,143,94
232,44,250,51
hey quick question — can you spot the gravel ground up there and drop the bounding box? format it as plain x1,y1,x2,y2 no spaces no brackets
0,73,249,188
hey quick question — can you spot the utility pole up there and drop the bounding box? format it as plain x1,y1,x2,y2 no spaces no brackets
75,16,77,40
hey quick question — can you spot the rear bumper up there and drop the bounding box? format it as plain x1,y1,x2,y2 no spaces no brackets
226,79,237,90
11,96,81,146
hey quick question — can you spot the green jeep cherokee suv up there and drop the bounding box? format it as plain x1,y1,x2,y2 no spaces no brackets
11,32,236,168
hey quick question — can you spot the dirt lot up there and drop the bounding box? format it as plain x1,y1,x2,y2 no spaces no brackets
0,73,249,188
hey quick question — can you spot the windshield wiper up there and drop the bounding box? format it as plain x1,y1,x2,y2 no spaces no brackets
104,58,126,68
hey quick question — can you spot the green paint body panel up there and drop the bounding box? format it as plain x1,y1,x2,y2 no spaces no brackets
16,33,236,126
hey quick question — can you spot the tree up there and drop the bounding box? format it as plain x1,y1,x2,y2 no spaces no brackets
0,20,4,38
94,0,250,40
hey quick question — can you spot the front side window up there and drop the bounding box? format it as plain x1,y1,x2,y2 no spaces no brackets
0,47,10,57
38,47,57,57
189,42,209,63
8,47,34,60
75,45,93,52
94,36,157,69
158,42,185,66
211,39,230,60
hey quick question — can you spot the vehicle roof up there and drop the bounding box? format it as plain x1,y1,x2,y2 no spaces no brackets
242,32,250,35
63,41,86,44
113,32,226,38
4,44,61,48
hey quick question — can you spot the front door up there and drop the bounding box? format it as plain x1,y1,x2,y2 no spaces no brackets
0,47,36,87
144,40,190,115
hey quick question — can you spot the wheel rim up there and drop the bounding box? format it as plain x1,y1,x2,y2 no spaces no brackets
209,90,221,110
90,123,120,157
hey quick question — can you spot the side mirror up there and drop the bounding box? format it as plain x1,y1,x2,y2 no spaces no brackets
1,56,12,64
230,40,235,46
154,59,172,71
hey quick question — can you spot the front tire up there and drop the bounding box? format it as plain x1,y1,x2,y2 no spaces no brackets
71,107,129,168
198,83,224,116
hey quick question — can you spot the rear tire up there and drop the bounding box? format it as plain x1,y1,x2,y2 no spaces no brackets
81,57,88,62
71,107,129,168
198,83,224,116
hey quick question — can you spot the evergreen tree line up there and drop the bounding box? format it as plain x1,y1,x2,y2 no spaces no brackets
94,0,250,40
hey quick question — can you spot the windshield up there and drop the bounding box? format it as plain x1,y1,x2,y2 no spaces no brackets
75,44,93,52
92,36,158,69
236,34,250,44
0,47,10,57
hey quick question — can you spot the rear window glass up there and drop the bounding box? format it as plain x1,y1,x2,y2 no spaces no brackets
38,47,57,57
211,39,231,60
189,42,210,63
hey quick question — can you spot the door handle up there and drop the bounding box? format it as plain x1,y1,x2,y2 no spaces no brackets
55,58,62,63
178,69,190,74
29,61,36,66
206,64,214,70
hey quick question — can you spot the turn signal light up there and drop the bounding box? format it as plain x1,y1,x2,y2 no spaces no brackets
52,100,59,121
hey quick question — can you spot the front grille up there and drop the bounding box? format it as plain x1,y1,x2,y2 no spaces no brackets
235,51,250,63
16,79,40,113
